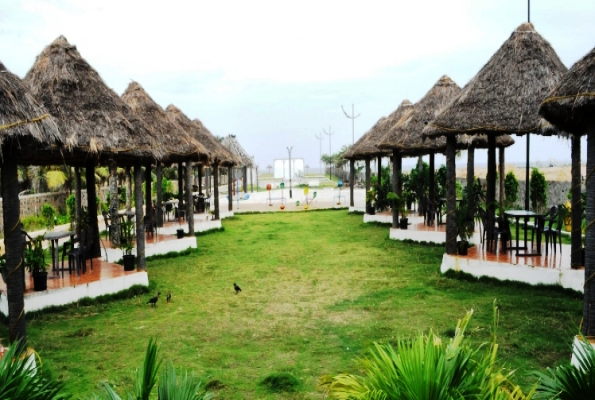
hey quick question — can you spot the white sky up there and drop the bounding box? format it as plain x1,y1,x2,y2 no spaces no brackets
1,0,594,171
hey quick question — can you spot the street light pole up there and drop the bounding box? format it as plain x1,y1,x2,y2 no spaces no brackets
287,146,293,198
323,126,335,180
342,104,360,145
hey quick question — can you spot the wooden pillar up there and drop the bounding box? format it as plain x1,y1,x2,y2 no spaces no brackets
214,163,220,220
377,156,382,187
486,136,496,216
499,146,505,211
125,166,132,212
250,166,253,193
186,160,194,234
365,158,371,211
446,136,457,255
156,163,163,227
74,166,81,235
134,162,145,270
228,165,233,211
2,149,26,343
392,150,399,228
429,152,435,205
86,160,101,258
571,135,582,269
198,164,203,194
177,162,183,204
145,164,152,215
583,128,595,336
109,160,120,246
349,159,355,207
467,146,475,191
242,166,247,193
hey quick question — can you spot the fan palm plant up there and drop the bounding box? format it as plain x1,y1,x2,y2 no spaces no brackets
0,339,69,399
90,338,212,400
320,301,534,400
534,334,595,399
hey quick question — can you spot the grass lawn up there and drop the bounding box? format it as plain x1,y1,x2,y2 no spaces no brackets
2,210,582,399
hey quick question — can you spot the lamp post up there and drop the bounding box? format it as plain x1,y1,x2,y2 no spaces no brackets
323,126,335,180
287,145,293,198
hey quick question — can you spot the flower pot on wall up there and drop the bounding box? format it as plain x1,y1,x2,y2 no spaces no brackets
33,271,48,291
123,255,136,271
366,206,375,215
176,229,185,239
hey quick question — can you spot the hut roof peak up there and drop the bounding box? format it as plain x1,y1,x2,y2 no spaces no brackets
516,22,535,32
0,62,6,72
437,75,456,86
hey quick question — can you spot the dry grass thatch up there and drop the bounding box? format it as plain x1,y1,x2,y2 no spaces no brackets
24,36,163,163
424,23,567,138
540,46,595,135
343,100,416,160
121,81,209,163
221,135,254,167
378,76,469,156
471,134,515,149
0,61,62,162
191,118,240,166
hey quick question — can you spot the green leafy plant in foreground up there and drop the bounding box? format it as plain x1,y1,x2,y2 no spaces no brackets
320,301,535,400
91,338,213,400
0,339,69,399
534,334,595,399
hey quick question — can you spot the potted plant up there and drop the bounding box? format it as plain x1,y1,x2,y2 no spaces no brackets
366,188,377,215
399,206,409,229
456,202,475,256
120,219,136,271
24,235,49,291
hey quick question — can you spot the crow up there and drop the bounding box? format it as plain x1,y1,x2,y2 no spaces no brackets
233,283,241,294
147,292,161,307
166,292,172,303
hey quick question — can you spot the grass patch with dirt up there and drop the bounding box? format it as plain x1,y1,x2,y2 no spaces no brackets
2,210,581,399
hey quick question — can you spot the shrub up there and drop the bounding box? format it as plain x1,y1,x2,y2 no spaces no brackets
320,302,535,399
259,372,300,393
41,204,56,230
504,171,519,208
66,194,76,217
529,168,547,212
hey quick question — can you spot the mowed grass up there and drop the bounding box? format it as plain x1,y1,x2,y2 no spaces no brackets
2,210,582,399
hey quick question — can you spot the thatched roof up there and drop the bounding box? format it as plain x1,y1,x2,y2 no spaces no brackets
470,134,515,148
191,118,240,166
221,135,254,167
24,36,163,164
378,75,471,156
0,61,62,164
424,23,567,138
539,46,595,135
121,81,209,163
164,105,214,164
344,99,416,160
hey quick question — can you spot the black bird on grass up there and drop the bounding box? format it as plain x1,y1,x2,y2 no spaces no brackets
147,292,161,307
233,283,241,294
166,292,171,303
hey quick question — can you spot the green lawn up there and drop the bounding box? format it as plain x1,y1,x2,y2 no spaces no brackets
2,210,582,399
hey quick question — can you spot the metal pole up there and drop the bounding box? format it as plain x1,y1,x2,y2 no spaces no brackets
342,104,360,145
287,146,293,198
323,126,335,180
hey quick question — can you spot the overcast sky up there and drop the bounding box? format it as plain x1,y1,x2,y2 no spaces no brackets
1,0,594,171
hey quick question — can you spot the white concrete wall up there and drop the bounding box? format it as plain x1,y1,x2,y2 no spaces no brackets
440,253,584,293
0,271,149,316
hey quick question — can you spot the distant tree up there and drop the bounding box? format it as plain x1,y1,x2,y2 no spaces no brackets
530,167,547,212
504,171,519,208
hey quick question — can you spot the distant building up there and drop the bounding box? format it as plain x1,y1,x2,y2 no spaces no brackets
274,158,304,179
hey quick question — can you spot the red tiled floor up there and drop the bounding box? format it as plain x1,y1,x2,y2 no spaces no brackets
0,258,142,296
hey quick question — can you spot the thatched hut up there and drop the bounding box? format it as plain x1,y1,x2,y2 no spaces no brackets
192,118,241,219
422,23,567,255
121,81,210,230
0,61,62,343
221,135,255,199
539,46,595,337
25,35,163,270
